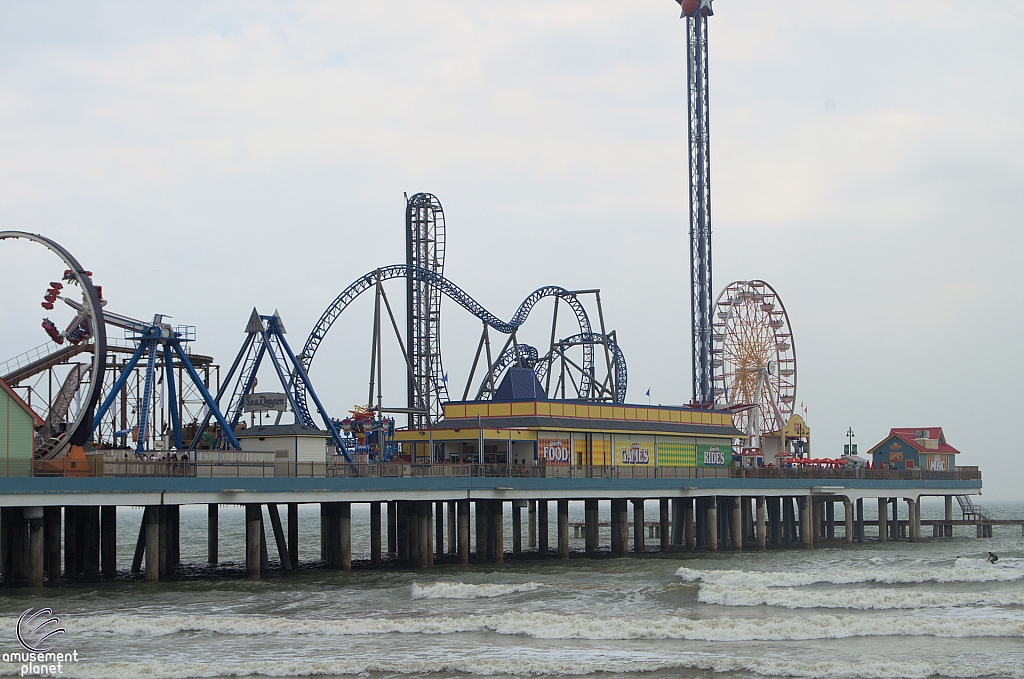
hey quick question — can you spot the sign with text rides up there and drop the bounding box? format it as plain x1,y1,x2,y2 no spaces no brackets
538,433,571,465
696,442,731,467
657,437,696,467
613,434,655,466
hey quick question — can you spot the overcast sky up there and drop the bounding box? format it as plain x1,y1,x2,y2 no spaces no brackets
1,1,1021,499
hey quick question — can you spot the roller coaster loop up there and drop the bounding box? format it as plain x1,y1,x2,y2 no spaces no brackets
295,264,598,424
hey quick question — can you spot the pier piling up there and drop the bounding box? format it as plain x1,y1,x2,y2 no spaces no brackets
528,500,537,549
101,506,116,578
418,501,431,568
28,509,43,588
512,500,523,554
245,504,261,579
458,499,470,564
387,501,397,555
756,496,766,551
435,501,444,557
268,504,292,570
145,506,159,582
584,499,599,553
878,498,888,542
44,506,61,583
371,502,382,567
632,499,644,554
731,498,742,551
557,499,569,559
537,500,549,556
844,500,854,544
491,500,503,563
447,501,456,554
659,498,670,552
707,497,718,552
208,504,218,565
684,499,696,550
288,503,299,565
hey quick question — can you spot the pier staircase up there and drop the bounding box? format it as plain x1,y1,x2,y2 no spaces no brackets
957,495,991,521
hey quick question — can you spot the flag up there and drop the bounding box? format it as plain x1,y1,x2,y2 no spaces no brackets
442,373,448,383
646,388,651,397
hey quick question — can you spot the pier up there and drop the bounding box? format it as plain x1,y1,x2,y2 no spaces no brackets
0,463,988,586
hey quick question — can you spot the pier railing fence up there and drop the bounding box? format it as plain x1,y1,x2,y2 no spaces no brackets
27,458,983,482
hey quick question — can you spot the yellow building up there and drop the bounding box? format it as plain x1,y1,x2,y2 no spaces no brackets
395,400,742,469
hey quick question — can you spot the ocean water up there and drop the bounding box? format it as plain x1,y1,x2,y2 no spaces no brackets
1,499,1021,679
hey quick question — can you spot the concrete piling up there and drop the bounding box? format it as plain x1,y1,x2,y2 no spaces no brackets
288,503,299,566
371,502,382,567
844,499,854,544
387,501,397,554
557,499,569,559
632,499,645,554
684,498,696,550
659,498,670,552
458,499,470,564
447,501,457,554
584,499,599,553
731,498,743,551
208,504,218,565
528,500,537,549
537,500,549,557
145,506,160,582
44,506,61,583
101,506,116,578
245,504,261,579
491,500,503,563
756,497,766,551
707,497,718,552
878,498,888,542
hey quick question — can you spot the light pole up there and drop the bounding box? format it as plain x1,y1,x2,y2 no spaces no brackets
845,427,857,456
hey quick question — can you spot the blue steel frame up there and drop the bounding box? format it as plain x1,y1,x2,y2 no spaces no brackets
91,324,241,453
189,313,357,470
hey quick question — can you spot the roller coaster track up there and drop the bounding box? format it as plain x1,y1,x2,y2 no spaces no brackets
480,333,628,404
295,264,596,425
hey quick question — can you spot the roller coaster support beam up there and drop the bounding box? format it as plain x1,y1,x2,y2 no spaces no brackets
262,314,357,472
163,344,183,451
186,328,257,453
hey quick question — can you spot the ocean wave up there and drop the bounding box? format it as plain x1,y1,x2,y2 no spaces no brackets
34,611,1024,641
411,581,543,599
676,562,1024,588
5,655,1022,679
697,583,1024,610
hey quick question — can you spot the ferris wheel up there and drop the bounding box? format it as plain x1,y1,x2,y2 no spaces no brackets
711,280,796,441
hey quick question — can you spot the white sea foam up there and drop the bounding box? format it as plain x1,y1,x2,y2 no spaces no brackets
411,581,544,599
676,561,1024,588
43,611,1024,641
697,583,1024,610
11,655,1024,679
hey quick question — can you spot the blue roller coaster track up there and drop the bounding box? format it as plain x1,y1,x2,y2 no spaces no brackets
293,264,619,425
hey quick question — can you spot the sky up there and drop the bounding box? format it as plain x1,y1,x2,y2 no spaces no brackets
1,1,1021,499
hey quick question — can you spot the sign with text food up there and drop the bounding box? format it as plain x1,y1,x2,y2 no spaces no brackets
243,392,289,412
538,435,571,465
